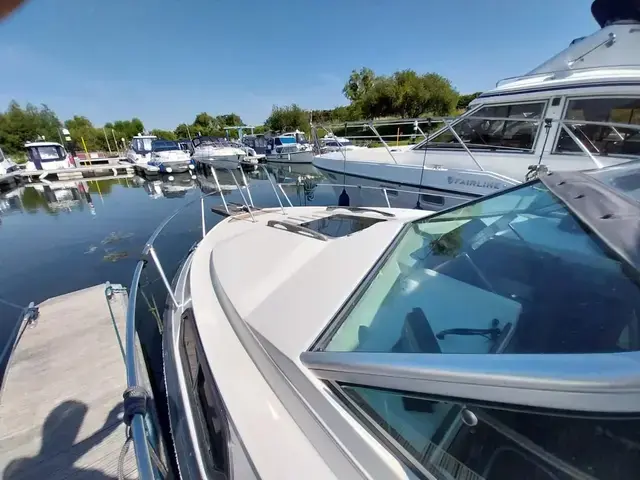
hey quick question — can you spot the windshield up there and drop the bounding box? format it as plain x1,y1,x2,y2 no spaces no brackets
322,181,640,355
275,137,296,146
28,145,65,162
415,101,546,152
152,140,180,152
132,138,154,153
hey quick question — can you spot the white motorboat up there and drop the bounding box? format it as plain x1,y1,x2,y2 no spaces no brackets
313,4,640,206
0,147,19,175
125,134,157,165
319,135,367,154
148,140,194,174
191,136,258,169
123,155,640,479
265,131,314,163
24,141,74,171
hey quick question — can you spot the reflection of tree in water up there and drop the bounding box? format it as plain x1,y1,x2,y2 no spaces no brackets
21,186,57,215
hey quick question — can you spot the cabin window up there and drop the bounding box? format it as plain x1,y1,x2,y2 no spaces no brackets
415,101,546,153
335,384,640,480
132,138,153,153
554,97,640,157
28,146,65,162
180,309,229,478
420,193,445,206
317,181,640,354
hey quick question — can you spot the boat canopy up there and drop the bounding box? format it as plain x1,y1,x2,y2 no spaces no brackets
591,0,640,27
152,140,181,152
25,142,66,162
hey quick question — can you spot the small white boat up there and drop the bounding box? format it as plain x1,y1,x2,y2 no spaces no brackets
319,135,367,153
125,134,157,165
148,140,194,174
24,141,74,171
0,147,19,175
191,136,257,168
123,156,640,479
265,131,314,163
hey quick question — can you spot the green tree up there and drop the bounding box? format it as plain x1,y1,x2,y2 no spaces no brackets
358,77,396,119
457,92,482,111
150,129,177,140
343,67,375,102
265,104,309,132
174,123,191,139
65,115,107,151
0,101,63,156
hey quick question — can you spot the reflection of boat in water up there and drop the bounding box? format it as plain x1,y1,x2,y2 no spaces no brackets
321,169,469,211
193,167,241,194
19,181,95,213
258,161,323,183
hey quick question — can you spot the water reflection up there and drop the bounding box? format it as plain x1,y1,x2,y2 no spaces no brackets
140,173,198,199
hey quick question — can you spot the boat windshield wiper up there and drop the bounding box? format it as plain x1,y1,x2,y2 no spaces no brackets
436,320,509,341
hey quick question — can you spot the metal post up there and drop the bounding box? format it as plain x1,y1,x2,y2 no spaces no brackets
559,122,603,168
259,165,287,215
444,121,484,171
209,166,229,214
148,246,179,309
368,124,397,164
103,128,112,154
112,130,118,155
186,125,192,141
200,196,206,239
239,168,255,207
228,170,256,222
382,188,391,208
277,183,295,207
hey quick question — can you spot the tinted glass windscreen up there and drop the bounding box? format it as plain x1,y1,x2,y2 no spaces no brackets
299,214,386,238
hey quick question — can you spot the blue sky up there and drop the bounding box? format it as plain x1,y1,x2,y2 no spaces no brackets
0,0,598,129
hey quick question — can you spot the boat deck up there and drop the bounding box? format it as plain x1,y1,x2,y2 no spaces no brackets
0,284,136,480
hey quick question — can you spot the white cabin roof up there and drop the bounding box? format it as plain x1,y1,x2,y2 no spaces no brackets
472,22,640,106
24,141,64,148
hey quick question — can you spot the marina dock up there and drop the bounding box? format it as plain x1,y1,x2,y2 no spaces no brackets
0,284,136,480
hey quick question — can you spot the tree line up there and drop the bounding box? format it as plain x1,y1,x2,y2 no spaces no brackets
0,67,481,159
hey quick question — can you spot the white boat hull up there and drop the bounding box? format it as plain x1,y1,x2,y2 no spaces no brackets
312,152,517,200
266,150,314,164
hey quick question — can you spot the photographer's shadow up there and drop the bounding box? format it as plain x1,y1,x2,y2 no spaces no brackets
4,400,125,480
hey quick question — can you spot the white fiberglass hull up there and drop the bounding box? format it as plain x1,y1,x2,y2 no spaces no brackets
266,150,314,164
312,150,519,199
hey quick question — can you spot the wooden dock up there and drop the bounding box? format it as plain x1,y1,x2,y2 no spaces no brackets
0,284,137,480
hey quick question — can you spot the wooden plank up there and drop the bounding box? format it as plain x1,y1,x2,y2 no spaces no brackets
0,284,137,480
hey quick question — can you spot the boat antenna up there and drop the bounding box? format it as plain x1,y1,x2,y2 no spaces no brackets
415,118,431,210
526,118,553,181
338,122,350,206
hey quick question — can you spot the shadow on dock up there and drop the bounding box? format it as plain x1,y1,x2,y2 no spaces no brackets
4,400,125,480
